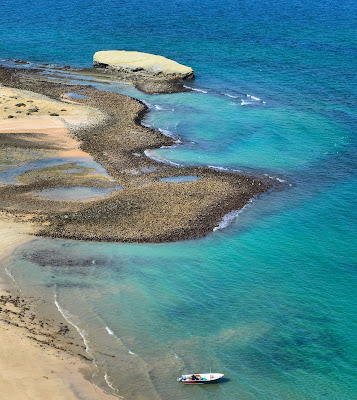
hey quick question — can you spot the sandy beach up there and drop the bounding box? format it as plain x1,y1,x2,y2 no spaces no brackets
0,214,117,400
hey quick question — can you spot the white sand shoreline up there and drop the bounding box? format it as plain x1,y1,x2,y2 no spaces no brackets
0,214,118,400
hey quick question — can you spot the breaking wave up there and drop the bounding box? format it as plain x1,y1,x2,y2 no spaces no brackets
247,94,261,101
240,99,254,106
54,290,92,355
183,85,208,93
144,149,182,167
222,92,239,98
213,201,252,231
105,326,115,336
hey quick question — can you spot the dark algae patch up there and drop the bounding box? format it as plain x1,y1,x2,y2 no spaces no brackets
0,65,277,243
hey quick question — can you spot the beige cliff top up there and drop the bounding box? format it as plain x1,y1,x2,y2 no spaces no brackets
93,50,193,76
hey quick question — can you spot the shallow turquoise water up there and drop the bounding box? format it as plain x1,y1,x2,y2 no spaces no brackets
1,0,357,398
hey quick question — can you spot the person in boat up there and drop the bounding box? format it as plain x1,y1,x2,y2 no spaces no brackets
191,374,198,380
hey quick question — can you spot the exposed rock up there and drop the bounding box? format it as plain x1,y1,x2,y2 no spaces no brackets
12,59,31,64
93,50,194,81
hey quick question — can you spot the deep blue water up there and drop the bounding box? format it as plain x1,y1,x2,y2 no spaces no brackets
1,0,357,399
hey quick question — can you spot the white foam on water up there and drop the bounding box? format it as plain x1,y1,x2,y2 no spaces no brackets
4,266,23,293
54,289,120,395
154,104,164,110
128,350,136,355
104,373,122,397
247,94,261,101
208,165,229,171
4,267,17,285
92,259,96,265
222,93,239,98
158,127,176,139
54,291,92,355
144,149,182,167
213,201,252,232
144,149,163,163
157,127,183,145
105,326,115,336
264,173,286,183
183,85,208,93
275,177,286,183
240,99,253,106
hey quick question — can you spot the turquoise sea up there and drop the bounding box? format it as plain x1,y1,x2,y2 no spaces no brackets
1,0,357,398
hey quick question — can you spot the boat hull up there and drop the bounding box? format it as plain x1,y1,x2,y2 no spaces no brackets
178,373,224,384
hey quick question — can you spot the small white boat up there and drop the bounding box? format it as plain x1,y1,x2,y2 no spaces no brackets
177,373,224,384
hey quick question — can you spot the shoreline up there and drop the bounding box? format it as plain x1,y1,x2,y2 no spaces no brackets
0,64,277,243
0,214,118,400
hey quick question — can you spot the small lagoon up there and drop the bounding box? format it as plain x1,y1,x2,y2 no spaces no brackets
33,185,120,201
64,92,88,99
160,175,200,183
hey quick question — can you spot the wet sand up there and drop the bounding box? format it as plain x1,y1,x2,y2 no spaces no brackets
0,214,117,400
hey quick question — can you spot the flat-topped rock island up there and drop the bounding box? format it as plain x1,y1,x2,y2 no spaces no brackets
92,50,195,93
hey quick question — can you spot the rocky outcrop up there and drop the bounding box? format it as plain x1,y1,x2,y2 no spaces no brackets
92,51,194,93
